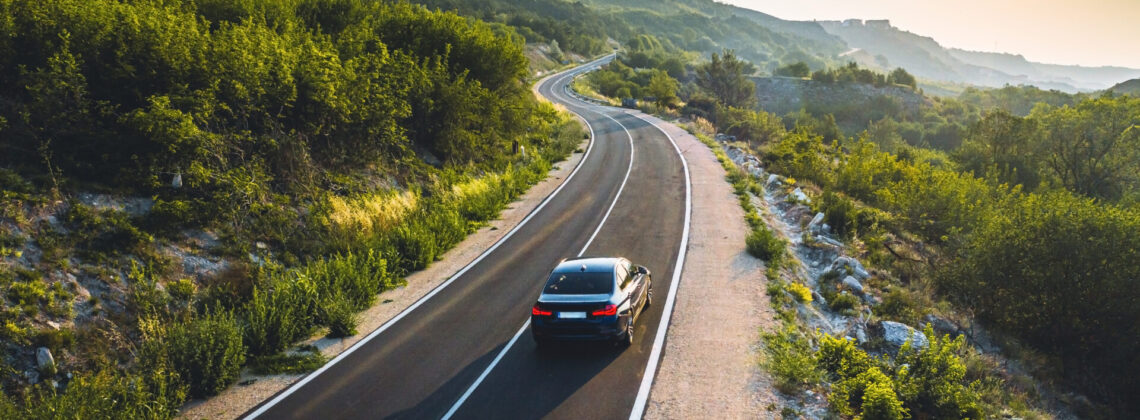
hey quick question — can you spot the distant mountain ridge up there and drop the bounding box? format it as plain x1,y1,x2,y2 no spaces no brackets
816,19,1140,93
1109,79,1140,95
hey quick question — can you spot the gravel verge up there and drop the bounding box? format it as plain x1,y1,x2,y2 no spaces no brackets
633,113,781,419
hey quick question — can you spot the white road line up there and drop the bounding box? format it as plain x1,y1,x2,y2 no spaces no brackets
442,59,638,420
440,320,531,420
245,62,603,420
625,112,692,420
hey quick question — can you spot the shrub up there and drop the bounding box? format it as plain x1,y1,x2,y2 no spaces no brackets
172,313,245,398
861,374,909,420
746,226,786,263
828,292,859,314
762,326,821,393
874,288,923,325
894,325,982,419
166,278,197,304
17,368,184,419
831,367,903,418
816,335,874,380
322,294,358,338
787,282,812,303
242,268,319,356
152,311,245,398
306,250,396,311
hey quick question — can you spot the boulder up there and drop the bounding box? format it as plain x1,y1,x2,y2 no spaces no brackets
922,314,961,337
854,323,869,344
830,256,870,280
766,174,780,188
36,347,54,371
881,321,928,350
807,212,825,232
841,275,865,295
790,187,810,203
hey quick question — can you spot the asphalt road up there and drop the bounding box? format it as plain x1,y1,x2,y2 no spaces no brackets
245,55,690,420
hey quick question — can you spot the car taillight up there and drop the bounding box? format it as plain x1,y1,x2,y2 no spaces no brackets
532,304,552,316
591,304,617,316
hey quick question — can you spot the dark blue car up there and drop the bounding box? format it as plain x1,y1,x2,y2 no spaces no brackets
530,257,652,347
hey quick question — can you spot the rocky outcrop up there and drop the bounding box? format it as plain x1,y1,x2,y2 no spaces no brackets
829,256,870,280
880,321,929,351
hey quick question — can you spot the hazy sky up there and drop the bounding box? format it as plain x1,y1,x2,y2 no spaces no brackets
718,0,1140,69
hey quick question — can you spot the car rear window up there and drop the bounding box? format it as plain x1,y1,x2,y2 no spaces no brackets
542,272,614,295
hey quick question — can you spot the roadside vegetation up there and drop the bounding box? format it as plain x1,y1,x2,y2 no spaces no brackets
0,0,587,416
621,37,1140,416
691,68,1138,417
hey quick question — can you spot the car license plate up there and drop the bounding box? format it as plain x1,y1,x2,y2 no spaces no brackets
558,311,586,319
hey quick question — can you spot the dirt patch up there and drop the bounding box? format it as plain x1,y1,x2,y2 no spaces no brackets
179,138,590,419
633,113,781,419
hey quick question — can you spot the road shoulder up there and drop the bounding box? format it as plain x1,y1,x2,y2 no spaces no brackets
635,113,780,419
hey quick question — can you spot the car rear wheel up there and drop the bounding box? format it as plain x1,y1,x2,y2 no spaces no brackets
645,281,653,307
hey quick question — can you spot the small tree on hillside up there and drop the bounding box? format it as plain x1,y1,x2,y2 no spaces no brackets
647,70,679,109
695,49,756,108
888,68,917,88
776,62,811,78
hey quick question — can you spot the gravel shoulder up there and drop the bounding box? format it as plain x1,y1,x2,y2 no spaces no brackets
179,137,590,420
635,113,781,419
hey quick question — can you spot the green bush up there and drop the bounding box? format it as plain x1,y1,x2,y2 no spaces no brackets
14,369,184,419
873,288,924,326
894,325,982,419
305,251,393,311
817,334,874,380
242,268,319,356
322,294,358,338
746,225,786,263
828,292,859,314
831,367,903,418
861,372,909,420
762,326,821,393
163,311,245,398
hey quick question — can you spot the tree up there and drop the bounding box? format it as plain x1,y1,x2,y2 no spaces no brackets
647,70,679,109
1032,97,1140,200
888,68,917,89
695,49,756,108
776,61,810,78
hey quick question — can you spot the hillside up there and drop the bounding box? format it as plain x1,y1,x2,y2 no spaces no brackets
575,0,847,71
818,19,1140,92
1109,78,1140,95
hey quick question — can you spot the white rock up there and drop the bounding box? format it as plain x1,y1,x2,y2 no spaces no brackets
36,348,55,371
831,256,871,280
808,212,825,230
791,187,810,203
766,174,780,188
841,275,865,295
882,321,928,350
855,324,869,343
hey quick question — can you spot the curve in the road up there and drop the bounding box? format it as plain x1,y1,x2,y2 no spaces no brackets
243,55,692,420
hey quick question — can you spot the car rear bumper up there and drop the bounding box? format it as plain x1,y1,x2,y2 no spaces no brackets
531,317,625,341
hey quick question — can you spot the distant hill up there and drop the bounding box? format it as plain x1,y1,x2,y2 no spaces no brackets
1108,79,1140,95
817,19,1140,93
949,49,1140,92
576,0,848,70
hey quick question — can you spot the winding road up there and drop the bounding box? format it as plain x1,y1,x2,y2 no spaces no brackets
243,55,692,420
